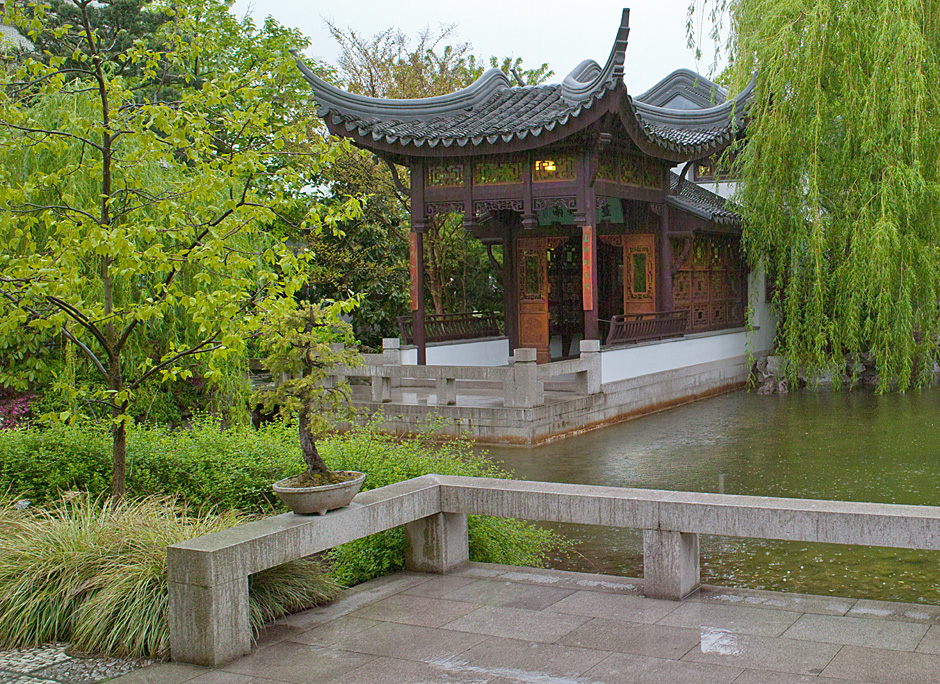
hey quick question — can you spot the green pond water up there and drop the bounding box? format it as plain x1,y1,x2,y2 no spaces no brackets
480,389,940,604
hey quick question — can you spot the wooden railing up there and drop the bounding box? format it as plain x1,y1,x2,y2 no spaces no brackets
397,311,501,345
605,309,689,347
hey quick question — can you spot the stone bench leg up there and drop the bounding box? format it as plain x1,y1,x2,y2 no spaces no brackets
404,512,469,573
168,576,250,667
642,529,700,600
435,377,456,405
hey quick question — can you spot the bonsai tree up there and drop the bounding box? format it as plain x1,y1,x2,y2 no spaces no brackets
254,301,362,485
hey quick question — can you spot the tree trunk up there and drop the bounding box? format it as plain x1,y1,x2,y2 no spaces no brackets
108,358,126,499
299,411,331,478
111,406,126,499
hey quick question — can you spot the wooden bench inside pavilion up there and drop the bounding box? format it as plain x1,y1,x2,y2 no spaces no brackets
299,8,754,365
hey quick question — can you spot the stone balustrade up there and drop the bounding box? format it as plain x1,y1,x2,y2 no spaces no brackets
167,474,940,667
339,338,601,408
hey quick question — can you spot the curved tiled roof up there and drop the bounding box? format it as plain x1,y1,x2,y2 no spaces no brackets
298,9,754,160
668,172,740,226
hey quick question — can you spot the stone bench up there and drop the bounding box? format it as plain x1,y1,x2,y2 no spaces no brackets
167,474,940,667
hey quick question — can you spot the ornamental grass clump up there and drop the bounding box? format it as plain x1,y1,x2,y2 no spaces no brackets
0,495,338,658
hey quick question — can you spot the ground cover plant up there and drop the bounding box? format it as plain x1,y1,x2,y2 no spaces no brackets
0,419,566,654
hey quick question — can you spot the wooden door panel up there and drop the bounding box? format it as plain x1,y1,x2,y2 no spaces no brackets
623,233,656,315
516,238,551,363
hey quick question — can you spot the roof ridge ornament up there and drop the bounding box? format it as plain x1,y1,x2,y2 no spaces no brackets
291,50,512,122
636,68,728,109
631,71,757,131
560,8,630,106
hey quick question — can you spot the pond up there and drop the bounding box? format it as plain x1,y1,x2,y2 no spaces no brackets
481,388,940,604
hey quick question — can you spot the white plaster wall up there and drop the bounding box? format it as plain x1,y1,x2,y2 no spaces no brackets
747,264,777,356
601,330,749,384
401,337,510,366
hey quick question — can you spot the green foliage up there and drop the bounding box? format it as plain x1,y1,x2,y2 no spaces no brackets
0,494,338,657
0,418,302,510
0,0,362,495
0,419,568,587
253,300,361,433
322,423,568,587
692,0,940,389
253,299,362,477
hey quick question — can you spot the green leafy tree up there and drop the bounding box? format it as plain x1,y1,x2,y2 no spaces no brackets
0,0,361,496
691,0,940,389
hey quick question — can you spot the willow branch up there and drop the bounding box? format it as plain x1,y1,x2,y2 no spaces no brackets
128,335,222,390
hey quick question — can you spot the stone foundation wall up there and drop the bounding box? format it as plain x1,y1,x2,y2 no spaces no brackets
353,353,752,445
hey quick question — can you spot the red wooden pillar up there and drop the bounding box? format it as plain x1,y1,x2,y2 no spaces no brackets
579,152,599,341
582,223,599,340
410,161,427,365
502,231,518,353
659,202,674,311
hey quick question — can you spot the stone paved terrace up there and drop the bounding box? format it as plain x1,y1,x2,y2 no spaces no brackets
109,563,940,684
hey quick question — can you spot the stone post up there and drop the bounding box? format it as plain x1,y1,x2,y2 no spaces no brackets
382,338,402,388
167,554,250,667
404,512,469,573
435,376,456,406
642,529,700,600
371,372,392,403
505,348,543,408
576,339,601,395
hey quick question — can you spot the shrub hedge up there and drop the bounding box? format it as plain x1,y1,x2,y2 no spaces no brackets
0,417,567,602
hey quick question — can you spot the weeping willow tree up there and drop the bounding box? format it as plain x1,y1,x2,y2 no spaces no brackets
694,0,940,389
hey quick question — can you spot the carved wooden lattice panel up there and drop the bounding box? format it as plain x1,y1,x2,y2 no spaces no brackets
533,154,577,182
623,233,656,315
473,158,524,185
426,163,466,187
673,270,692,308
679,235,746,333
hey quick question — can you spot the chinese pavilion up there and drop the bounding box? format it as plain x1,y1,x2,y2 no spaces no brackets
297,9,754,364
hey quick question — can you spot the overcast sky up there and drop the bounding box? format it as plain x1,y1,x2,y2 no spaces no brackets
230,1,725,95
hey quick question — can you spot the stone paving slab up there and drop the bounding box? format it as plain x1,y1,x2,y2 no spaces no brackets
658,601,802,637
781,613,929,651
70,563,940,683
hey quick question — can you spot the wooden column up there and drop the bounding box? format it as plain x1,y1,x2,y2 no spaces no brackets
659,202,674,311
579,152,599,341
410,161,427,365
502,230,518,353
582,224,598,340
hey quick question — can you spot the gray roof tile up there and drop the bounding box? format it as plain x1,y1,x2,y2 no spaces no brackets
669,173,740,225
298,11,754,159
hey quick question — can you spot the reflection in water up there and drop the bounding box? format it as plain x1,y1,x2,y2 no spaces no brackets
481,389,940,604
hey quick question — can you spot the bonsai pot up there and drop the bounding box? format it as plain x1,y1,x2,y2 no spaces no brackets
273,471,366,515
